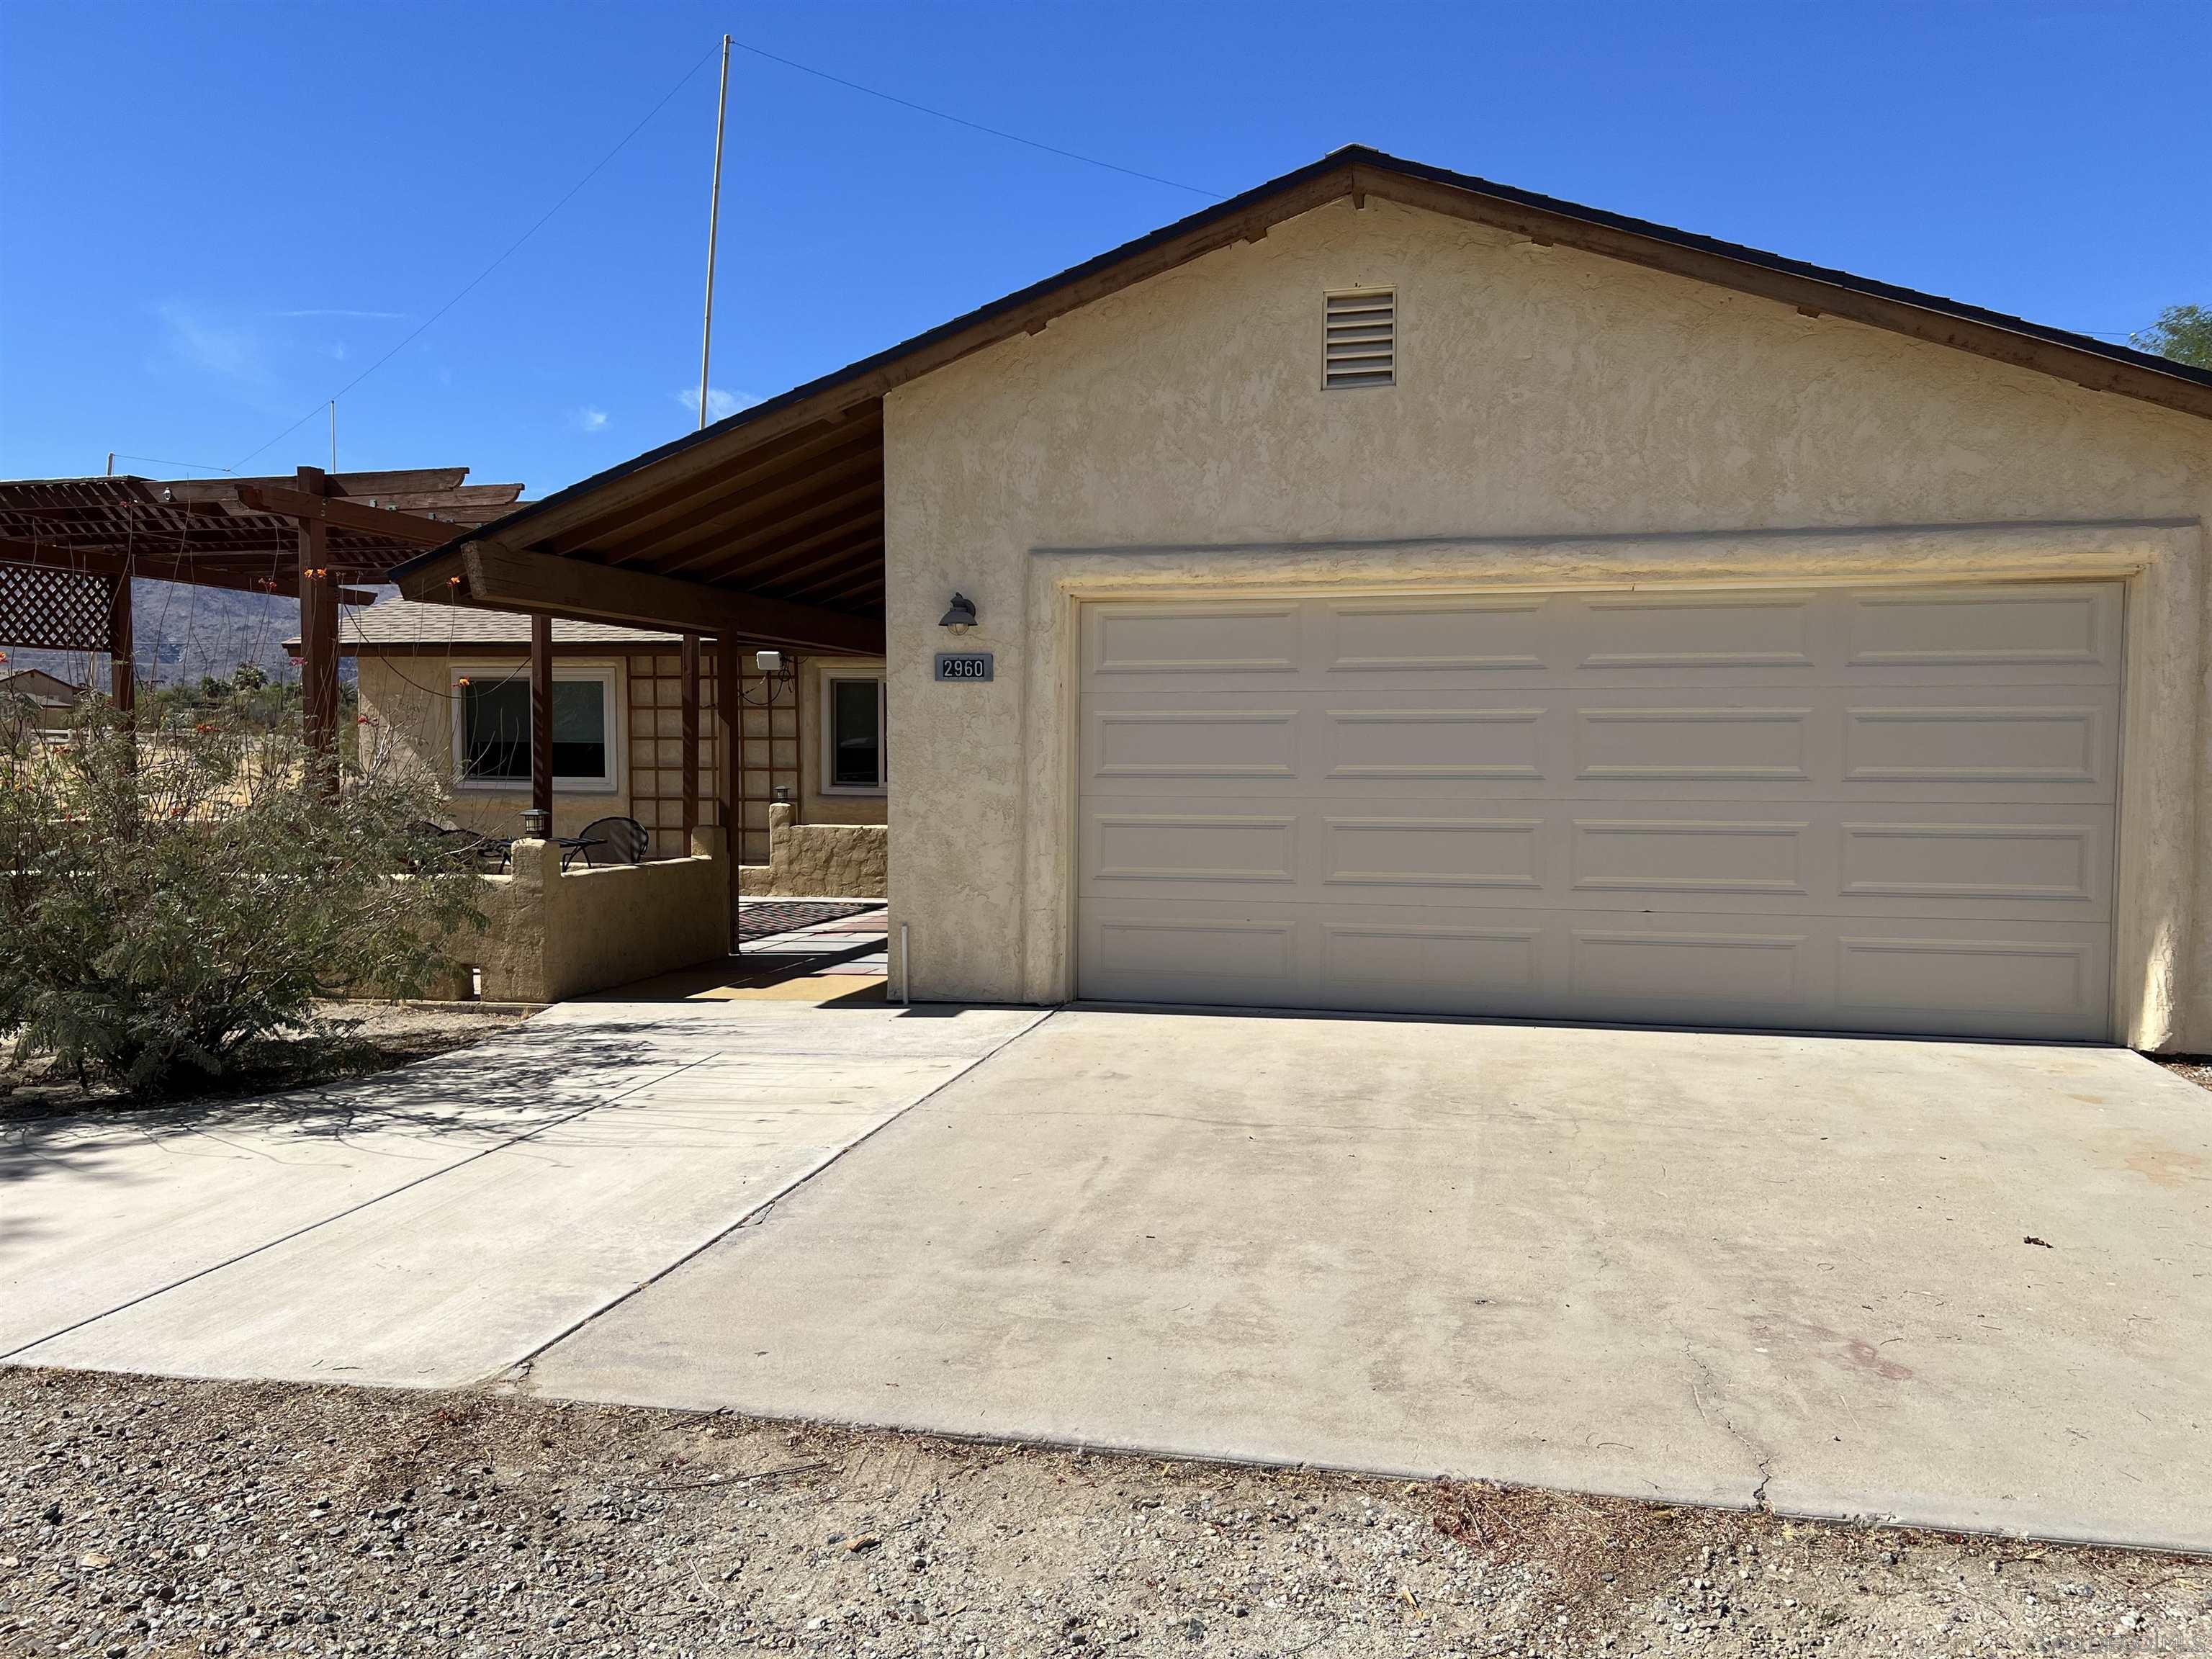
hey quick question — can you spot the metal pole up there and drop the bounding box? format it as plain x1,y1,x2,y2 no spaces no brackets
696,33,732,431
329,401,338,473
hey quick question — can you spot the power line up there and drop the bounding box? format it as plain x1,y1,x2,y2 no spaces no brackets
229,40,726,474
225,34,1217,477
110,452,238,475
725,36,1225,201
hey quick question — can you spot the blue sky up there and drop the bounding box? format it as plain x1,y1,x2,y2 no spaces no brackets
2,1,2205,499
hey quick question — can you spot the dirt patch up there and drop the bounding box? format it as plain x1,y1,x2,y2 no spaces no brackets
1,1369,2203,1658
0,1003,526,1123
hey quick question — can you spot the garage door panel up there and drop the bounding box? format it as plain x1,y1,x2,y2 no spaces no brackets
1079,899,2112,1040
1324,596,1552,673
1838,811,2111,913
1078,583,2121,1040
1323,705,1548,782
1088,603,1303,680
1082,911,1303,1004
1835,932,2101,1024
1568,817,1811,898
1322,814,1546,891
1840,694,2117,799
1084,796,2114,921
1568,927,1811,1007
1576,593,1817,670
1091,708,1300,781
1087,810,1299,886
1840,583,2122,683
1573,703,1815,783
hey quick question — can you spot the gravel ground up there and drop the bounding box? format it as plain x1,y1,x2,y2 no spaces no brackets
2,1370,2205,1659
0,1004,526,1122
2159,1056,2212,1094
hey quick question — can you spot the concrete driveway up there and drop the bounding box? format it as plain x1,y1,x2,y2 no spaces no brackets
524,1007,2212,1553
6,998,2207,1551
1,998,1043,1385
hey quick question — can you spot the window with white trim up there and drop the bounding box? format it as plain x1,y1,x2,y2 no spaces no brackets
822,673,887,793
452,664,619,791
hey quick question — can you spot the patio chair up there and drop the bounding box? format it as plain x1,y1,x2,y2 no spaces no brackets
570,815,649,869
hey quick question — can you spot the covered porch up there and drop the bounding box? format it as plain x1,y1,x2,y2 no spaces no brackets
389,397,889,998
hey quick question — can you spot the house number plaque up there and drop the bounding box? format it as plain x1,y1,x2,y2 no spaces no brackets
934,651,995,683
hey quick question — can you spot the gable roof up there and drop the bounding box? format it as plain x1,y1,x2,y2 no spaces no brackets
400,144,2211,585
0,667,84,705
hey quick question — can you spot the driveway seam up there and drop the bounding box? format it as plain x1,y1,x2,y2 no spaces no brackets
0,1051,725,1364
501,1006,1062,1388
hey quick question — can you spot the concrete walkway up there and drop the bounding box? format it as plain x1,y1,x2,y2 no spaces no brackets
525,1007,2212,1553
1,997,1041,1385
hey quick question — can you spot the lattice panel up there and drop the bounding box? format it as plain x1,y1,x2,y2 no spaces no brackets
624,653,801,863
0,562,113,653
626,653,724,859
733,660,799,866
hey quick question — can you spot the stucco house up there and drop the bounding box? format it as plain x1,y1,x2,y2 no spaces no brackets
297,600,886,894
397,147,2212,1050
0,666,84,737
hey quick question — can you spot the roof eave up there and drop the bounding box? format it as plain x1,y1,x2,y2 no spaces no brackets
400,145,2211,574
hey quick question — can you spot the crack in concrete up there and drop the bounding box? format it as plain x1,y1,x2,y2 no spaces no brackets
1682,1341,1778,1513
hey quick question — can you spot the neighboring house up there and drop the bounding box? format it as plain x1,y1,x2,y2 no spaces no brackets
0,666,84,737
291,601,886,892
399,147,2212,1049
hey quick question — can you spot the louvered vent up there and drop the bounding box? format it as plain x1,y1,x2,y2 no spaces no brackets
1323,288,1396,389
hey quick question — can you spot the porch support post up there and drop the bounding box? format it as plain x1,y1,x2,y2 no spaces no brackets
295,464,338,790
526,612,552,837
107,567,134,714
715,634,741,947
680,632,701,840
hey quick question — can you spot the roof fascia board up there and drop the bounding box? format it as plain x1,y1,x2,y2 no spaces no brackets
401,539,885,656
1353,162,2212,422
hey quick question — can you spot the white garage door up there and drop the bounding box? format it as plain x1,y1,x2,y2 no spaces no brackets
1076,582,2121,1040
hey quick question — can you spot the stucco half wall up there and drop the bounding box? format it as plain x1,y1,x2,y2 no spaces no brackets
437,829,731,1004
880,194,2212,1049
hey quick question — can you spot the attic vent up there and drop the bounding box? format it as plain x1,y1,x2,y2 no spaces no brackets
1323,288,1396,389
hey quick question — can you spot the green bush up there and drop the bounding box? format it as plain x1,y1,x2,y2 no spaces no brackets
0,698,487,1094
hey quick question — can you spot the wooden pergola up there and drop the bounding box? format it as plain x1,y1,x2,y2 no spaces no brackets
0,467,523,772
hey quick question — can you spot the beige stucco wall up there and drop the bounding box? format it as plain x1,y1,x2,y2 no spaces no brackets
738,800,888,899
356,652,638,841
882,193,2212,1048
429,828,730,1003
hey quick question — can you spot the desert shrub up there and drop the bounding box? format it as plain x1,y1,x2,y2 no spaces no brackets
0,701,486,1094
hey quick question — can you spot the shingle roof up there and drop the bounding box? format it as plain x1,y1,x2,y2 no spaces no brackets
302,598,680,651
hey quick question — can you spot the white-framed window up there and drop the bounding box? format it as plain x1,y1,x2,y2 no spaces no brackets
451,662,619,793
822,672,887,793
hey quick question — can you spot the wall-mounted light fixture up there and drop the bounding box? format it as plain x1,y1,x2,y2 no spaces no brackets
940,593,978,635
754,649,783,674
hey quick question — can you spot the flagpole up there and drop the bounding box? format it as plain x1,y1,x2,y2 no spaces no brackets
697,34,732,431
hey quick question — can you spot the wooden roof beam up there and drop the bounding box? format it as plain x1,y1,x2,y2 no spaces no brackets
399,540,883,656
235,483,472,548
543,415,881,557
650,481,885,581
604,449,883,567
